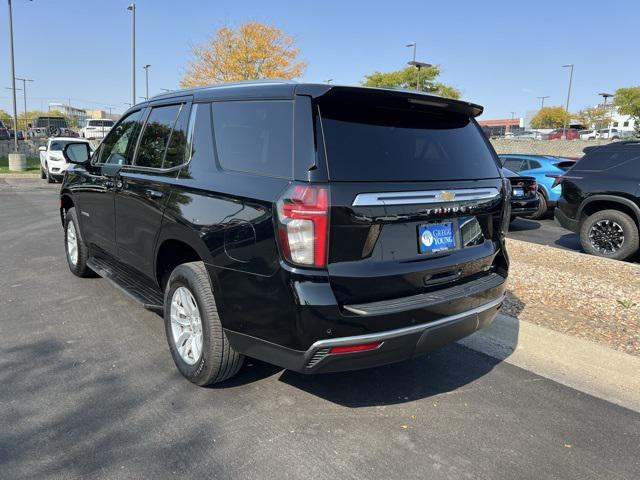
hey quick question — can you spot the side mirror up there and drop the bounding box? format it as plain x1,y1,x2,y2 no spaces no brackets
38,146,47,152
63,142,92,165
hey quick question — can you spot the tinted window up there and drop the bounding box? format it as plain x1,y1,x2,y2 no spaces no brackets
164,104,191,168
212,101,293,178
98,110,143,166
528,160,541,169
320,104,499,181
135,104,181,169
35,117,67,128
503,158,524,172
574,148,640,172
50,140,73,151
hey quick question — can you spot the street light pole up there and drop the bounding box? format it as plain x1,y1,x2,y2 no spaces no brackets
562,64,574,138
127,3,136,105
143,64,150,100
598,92,614,138
15,77,34,130
537,95,549,110
7,0,19,153
406,42,418,90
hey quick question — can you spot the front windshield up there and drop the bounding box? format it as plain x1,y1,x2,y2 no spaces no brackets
50,140,73,151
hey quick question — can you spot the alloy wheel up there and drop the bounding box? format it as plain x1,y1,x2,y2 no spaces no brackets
589,220,625,255
170,287,203,365
66,221,78,266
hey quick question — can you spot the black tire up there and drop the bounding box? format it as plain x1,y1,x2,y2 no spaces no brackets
40,164,46,179
525,192,548,220
580,209,639,261
64,207,95,277
46,166,55,183
164,261,244,386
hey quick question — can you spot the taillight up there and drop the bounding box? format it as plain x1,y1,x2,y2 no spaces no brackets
276,183,329,268
552,175,582,189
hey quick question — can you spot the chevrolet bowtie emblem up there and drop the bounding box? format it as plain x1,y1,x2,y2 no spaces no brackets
438,191,456,202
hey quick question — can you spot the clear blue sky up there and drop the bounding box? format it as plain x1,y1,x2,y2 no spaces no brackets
1,0,639,119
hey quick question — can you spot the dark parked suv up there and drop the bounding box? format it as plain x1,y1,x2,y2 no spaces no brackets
555,141,640,261
59,81,509,385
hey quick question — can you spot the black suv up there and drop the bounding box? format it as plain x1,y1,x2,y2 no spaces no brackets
59,82,509,385
555,141,640,261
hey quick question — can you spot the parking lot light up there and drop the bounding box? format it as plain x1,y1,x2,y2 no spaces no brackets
127,3,136,105
143,64,151,100
599,92,614,136
562,64,574,138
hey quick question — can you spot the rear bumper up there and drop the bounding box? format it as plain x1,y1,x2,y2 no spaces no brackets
225,294,504,374
510,196,539,216
554,207,580,232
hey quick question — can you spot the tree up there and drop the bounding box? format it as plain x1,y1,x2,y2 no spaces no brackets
362,66,461,99
0,109,13,128
180,22,306,87
575,106,609,129
530,106,571,129
614,86,640,136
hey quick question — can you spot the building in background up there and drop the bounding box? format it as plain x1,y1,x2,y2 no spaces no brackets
477,117,524,137
48,102,87,127
85,109,121,122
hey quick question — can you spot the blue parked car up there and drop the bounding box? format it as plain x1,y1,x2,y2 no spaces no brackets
499,154,577,219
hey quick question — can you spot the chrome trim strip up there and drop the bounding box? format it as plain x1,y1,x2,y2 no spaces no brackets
309,294,505,351
352,188,500,206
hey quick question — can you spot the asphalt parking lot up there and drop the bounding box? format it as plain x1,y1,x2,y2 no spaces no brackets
508,217,582,252
1,178,639,479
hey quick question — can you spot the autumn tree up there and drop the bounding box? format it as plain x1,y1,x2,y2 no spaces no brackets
575,106,609,129
362,66,461,99
181,22,306,87
530,106,571,129
614,86,640,136
0,110,12,128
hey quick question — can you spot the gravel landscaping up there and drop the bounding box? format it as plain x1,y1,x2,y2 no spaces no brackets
502,238,640,356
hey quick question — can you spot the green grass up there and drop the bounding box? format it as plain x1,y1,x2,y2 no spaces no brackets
0,156,40,173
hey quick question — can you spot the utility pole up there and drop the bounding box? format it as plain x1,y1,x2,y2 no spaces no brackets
537,95,549,110
7,0,19,154
15,77,34,130
127,3,136,105
562,64,574,138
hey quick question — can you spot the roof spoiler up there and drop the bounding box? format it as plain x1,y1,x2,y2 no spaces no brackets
295,84,484,118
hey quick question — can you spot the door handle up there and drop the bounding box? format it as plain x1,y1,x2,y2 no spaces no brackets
145,189,164,199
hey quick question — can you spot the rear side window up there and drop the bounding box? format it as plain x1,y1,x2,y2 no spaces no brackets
164,104,191,168
503,158,524,172
135,104,182,169
574,148,640,172
319,104,499,181
211,101,293,178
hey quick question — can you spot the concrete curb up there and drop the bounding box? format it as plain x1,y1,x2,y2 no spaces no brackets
0,173,40,178
459,314,640,412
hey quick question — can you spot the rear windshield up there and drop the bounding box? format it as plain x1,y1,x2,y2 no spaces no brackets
35,118,67,128
319,104,499,181
574,148,640,171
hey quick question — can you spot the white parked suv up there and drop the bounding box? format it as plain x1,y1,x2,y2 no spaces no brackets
39,137,91,183
579,129,599,140
80,119,114,140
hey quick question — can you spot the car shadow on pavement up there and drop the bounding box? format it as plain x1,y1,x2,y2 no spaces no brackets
554,232,582,251
508,218,542,231
0,339,212,479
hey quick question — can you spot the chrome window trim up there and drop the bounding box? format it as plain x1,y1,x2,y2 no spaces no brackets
352,187,500,206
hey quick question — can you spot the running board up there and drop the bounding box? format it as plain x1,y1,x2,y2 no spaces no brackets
87,256,164,312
